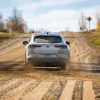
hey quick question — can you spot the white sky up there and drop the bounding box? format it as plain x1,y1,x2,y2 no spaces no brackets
0,0,100,31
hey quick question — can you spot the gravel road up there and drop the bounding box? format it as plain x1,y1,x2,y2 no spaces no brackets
0,32,100,100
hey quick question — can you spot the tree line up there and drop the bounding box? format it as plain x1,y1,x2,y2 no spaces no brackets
79,12,100,32
0,7,26,33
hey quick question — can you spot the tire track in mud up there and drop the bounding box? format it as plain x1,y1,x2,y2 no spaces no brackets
93,81,100,100
0,38,24,56
0,78,22,97
43,81,67,100
83,81,95,100
72,80,83,100
0,39,21,51
0,54,24,62
0,46,25,66
0,78,98,100
0,80,39,100
21,81,53,100
0,41,24,59
72,32,100,72
0,78,32,99
59,80,76,100
0,35,30,68
0,34,30,51
0,43,22,56
21,80,40,96
0,34,30,59
0,76,16,86
0,32,100,100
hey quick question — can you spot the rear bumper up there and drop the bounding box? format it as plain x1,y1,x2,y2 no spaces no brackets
26,58,68,67
26,52,70,66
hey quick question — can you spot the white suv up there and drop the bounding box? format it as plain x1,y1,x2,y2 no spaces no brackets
23,32,70,69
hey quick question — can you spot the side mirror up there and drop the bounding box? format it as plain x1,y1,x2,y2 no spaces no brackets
66,41,70,45
23,41,28,45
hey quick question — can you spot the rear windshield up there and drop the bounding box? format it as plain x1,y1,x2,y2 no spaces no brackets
34,36,62,43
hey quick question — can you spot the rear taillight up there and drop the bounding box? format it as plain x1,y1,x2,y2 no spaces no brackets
34,45,41,47
28,45,33,49
28,45,41,49
55,45,67,49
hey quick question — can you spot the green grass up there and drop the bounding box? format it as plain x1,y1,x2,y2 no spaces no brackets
83,32,100,49
0,32,21,39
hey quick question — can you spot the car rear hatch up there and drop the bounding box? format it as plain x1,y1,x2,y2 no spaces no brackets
28,35,68,60
29,43,67,54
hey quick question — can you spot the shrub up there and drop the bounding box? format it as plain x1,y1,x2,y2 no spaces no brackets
0,29,9,33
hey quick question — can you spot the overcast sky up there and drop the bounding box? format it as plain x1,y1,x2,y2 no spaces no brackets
0,0,100,31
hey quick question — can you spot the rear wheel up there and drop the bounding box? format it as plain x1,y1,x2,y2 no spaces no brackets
24,54,33,71
61,64,67,70
61,59,70,70
24,62,33,71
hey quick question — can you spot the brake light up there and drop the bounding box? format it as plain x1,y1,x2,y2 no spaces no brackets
28,45,41,49
55,45,67,49
34,45,41,47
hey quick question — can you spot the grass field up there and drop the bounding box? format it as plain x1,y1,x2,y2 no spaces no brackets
0,32,21,39
88,32,100,49
83,32,100,49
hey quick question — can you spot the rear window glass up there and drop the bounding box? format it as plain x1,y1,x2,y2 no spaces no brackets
34,36,62,43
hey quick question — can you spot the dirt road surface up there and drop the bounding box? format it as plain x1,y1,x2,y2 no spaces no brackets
0,32,100,100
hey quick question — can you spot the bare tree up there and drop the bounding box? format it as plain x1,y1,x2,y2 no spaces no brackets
0,13,4,31
79,12,87,32
6,7,25,33
6,17,14,32
96,12,100,21
96,12,100,31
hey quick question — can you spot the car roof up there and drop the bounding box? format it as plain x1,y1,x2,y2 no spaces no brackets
32,32,62,37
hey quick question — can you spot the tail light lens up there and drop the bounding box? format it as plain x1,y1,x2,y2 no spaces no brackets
28,45,41,49
55,45,67,49
28,45,41,55
28,45,33,49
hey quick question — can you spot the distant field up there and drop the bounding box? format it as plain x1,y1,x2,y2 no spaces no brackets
83,32,100,49
0,32,22,39
88,32,100,49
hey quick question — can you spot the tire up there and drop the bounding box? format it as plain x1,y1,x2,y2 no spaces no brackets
24,62,33,71
61,59,70,70
61,64,67,70
23,53,33,71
